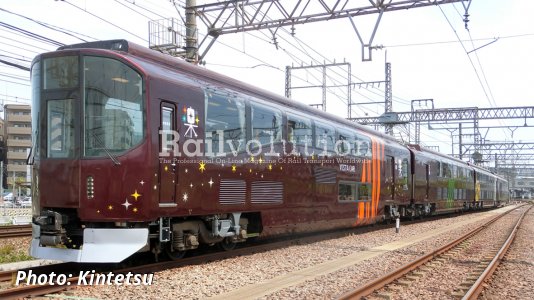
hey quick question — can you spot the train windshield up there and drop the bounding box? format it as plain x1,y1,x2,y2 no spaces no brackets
83,56,144,157
38,55,145,159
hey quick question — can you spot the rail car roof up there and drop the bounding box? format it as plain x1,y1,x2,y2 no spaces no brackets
408,144,507,180
56,39,398,143
407,144,469,165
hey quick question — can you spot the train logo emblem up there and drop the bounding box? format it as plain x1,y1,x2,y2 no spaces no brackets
183,106,198,138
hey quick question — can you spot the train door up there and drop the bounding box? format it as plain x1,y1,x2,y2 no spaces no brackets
159,103,177,205
425,164,430,199
385,156,395,200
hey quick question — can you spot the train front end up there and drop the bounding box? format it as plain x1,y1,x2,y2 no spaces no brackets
29,43,152,262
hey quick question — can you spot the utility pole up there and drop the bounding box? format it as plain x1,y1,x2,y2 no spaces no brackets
384,62,393,135
459,123,463,160
352,61,394,136
185,0,198,63
12,170,15,202
1,161,3,216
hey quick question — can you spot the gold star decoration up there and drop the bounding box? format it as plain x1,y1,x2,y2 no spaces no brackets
280,166,283,170
268,164,273,171
199,161,206,173
258,156,264,164
133,207,138,213
208,178,214,187
131,190,141,201
231,165,237,172
195,116,200,124
249,168,252,173
107,205,113,210
250,156,255,162
164,165,168,172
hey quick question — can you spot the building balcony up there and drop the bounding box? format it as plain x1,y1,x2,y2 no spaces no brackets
7,114,31,123
7,164,28,172
7,152,28,160
7,139,31,147
7,127,31,135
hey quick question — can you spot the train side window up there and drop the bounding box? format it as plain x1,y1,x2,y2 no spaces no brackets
314,122,335,154
353,134,371,158
251,104,282,145
337,130,354,156
160,106,174,153
443,163,451,178
401,158,409,190
205,93,246,155
287,114,312,146
47,99,75,158
338,182,355,202
338,182,371,202
436,161,442,177
357,182,371,201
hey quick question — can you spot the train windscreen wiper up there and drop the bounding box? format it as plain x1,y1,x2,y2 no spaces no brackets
90,131,121,166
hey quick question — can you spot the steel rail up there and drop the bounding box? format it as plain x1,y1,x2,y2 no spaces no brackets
462,205,533,300
0,208,511,299
0,221,400,299
0,224,32,239
337,205,524,300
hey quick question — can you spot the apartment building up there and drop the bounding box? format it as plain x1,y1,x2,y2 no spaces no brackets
4,104,31,186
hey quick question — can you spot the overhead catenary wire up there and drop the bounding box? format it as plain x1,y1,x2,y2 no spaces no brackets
62,0,149,43
0,22,64,47
215,4,381,118
0,34,52,52
0,7,93,42
440,3,509,140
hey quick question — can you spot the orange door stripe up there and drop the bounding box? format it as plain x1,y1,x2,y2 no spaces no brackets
377,142,383,215
360,159,367,219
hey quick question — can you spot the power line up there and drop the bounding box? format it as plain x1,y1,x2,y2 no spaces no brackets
113,0,155,20
0,22,64,47
0,59,30,71
0,34,52,52
384,33,534,48
0,7,93,42
120,0,168,20
0,54,32,63
0,93,30,101
0,72,29,81
62,0,148,43
0,78,30,86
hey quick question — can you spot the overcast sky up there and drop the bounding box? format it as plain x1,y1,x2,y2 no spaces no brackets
1,0,532,159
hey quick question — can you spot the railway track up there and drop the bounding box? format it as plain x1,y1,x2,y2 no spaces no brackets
0,207,510,299
0,225,32,239
0,219,414,300
338,204,532,300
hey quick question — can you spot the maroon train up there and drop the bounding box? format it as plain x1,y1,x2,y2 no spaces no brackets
29,40,509,262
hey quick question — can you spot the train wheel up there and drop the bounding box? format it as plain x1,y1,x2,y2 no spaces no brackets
165,247,186,260
219,237,237,251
